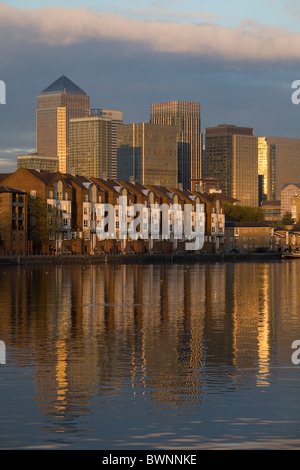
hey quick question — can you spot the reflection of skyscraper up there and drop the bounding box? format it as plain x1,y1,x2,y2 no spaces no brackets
36,75,90,173
150,101,202,190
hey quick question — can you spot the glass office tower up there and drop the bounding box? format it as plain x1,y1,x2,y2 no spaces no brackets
90,109,123,180
150,101,202,190
69,116,112,179
205,124,258,207
117,122,178,187
36,75,90,173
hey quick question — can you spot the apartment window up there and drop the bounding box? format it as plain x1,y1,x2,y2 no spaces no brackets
83,220,88,227
84,207,88,215
63,218,68,226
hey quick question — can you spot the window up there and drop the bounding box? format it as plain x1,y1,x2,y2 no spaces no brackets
83,220,88,227
63,219,68,226
30,190,36,198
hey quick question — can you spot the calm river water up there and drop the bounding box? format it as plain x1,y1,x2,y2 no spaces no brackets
0,260,300,450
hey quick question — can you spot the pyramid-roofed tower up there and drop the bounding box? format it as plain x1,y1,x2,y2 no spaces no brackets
41,75,87,95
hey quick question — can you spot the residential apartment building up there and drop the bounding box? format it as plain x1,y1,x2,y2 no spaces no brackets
0,186,28,255
117,122,178,188
36,75,90,173
281,183,300,216
225,221,275,253
0,169,229,255
205,124,258,207
150,101,202,190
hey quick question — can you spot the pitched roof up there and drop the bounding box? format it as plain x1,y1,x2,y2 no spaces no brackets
0,185,26,194
41,75,86,94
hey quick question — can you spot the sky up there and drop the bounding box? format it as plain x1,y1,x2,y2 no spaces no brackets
1,0,300,172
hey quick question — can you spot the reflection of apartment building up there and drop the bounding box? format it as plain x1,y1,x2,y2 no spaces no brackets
0,186,27,255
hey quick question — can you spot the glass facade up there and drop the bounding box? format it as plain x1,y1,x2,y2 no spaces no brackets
205,125,258,207
90,109,123,180
69,116,112,179
150,101,202,190
117,123,178,187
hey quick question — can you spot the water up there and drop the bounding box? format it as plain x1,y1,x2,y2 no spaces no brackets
0,260,300,450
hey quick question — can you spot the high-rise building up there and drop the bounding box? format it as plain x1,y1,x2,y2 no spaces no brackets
205,124,258,207
150,101,202,190
36,75,90,173
260,137,300,201
90,109,123,179
117,122,178,187
17,153,59,172
69,116,112,179
258,137,269,202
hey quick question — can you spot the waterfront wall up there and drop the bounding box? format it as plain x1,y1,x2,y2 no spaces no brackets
0,252,283,266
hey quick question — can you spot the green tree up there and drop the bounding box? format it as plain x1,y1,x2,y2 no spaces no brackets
224,203,265,222
28,196,62,247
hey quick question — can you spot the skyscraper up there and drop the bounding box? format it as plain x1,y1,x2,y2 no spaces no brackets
36,75,90,173
260,137,300,201
69,116,112,179
90,109,123,179
117,122,178,187
205,124,258,207
150,101,202,190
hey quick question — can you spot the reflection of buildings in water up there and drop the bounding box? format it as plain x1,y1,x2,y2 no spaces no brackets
1,261,299,421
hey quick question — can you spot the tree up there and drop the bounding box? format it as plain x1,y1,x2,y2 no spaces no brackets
281,211,294,226
28,196,62,248
224,203,265,222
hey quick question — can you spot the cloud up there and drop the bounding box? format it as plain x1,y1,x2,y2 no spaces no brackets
1,3,300,62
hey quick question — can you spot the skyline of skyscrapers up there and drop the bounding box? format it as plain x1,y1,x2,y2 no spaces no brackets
14,74,300,210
